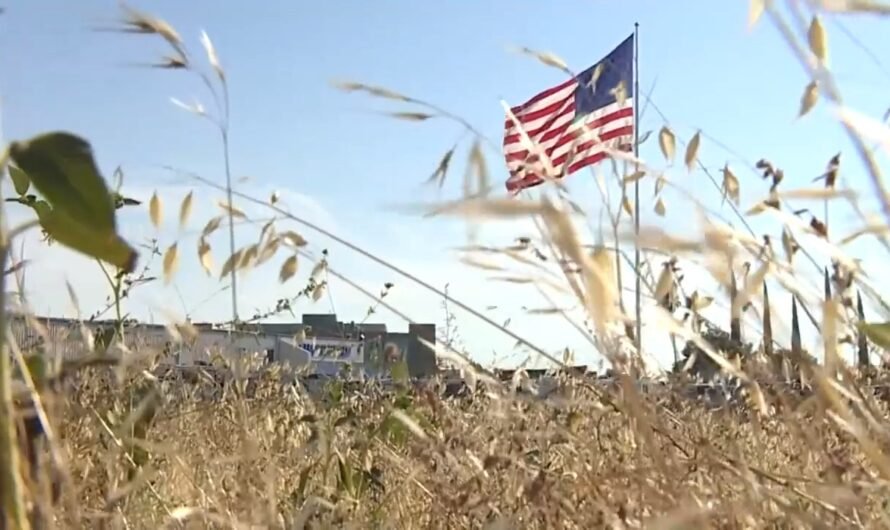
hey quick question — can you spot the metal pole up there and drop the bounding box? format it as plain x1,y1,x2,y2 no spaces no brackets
222,130,239,327
633,23,642,357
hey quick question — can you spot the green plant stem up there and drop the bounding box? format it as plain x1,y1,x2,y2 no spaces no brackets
96,260,124,340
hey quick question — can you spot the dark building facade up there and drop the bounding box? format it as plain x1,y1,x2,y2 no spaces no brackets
407,323,437,377
258,313,438,379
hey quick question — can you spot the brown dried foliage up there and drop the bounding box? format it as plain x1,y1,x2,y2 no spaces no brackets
15,358,890,529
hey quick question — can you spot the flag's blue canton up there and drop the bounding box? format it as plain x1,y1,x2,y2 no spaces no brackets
574,34,634,118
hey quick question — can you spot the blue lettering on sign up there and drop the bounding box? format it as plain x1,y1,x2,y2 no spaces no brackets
301,342,363,360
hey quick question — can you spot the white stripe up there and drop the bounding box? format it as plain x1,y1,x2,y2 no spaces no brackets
505,99,634,165
548,116,634,162
507,137,629,175
508,135,629,178
504,98,633,154
505,98,575,140
504,101,575,153
502,100,558,178
507,131,632,173
505,112,632,159
510,81,577,120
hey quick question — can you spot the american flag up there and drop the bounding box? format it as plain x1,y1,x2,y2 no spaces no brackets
504,34,635,193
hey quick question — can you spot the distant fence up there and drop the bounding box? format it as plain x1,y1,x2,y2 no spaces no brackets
8,316,170,361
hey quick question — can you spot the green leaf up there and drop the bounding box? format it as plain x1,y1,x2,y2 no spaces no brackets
33,201,137,273
325,379,343,405
94,326,117,354
858,321,890,350
336,453,355,497
391,358,409,386
123,383,160,479
21,354,48,391
379,412,409,447
295,463,314,502
333,412,354,429
394,394,413,410
10,132,138,272
10,132,115,232
8,164,30,196
112,192,142,210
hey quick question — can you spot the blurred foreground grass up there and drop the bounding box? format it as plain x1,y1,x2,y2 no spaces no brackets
17,358,890,529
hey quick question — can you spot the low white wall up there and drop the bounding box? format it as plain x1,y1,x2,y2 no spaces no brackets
10,318,368,376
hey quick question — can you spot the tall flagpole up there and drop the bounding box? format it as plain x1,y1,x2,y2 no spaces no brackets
633,22,642,359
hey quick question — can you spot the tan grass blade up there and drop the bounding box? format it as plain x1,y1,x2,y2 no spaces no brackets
774,187,855,201
684,131,701,172
178,190,193,230
422,197,556,220
509,45,572,74
279,255,298,283
149,191,162,228
839,223,890,245
749,0,766,29
817,0,890,14
721,164,741,205
836,105,890,154
197,238,213,276
330,80,414,102
654,197,667,216
217,199,247,219
163,242,179,285
800,81,820,117
201,216,223,238
808,16,829,65
458,254,505,272
658,127,676,163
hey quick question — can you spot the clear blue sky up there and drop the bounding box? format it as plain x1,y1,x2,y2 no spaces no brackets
3,1,889,370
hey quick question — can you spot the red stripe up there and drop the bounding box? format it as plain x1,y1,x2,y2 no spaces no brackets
503,94,575,130
506,115,633,164
505,109,633,162
505,143,633,193
504,103,575,145
549,125,634,167
508,77,576,114
567,151,612,174
506,131,632,183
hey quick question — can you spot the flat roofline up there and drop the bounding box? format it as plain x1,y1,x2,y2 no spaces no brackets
11,313,436,338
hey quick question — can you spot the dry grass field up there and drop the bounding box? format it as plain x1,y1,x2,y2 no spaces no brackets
14,359,890,529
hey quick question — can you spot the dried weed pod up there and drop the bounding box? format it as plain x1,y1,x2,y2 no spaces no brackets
756,158,785,191
813,153,841,188
676,322,754,382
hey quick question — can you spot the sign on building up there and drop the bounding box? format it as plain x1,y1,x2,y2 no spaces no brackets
300,337,364,363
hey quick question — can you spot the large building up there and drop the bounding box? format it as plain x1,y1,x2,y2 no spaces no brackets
227,314,437,378
10,312,438,379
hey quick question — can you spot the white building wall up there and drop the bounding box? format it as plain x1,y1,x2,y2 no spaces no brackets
275,337,312,373
10,317,369,377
